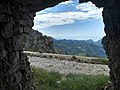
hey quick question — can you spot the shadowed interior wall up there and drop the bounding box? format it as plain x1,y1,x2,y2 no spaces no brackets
0,2,34,90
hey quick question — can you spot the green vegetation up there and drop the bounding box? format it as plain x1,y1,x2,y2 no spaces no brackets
96,58,108,65
70,55,108,65
71,55,77,61
32,67,109,90
53,39,107,58
25,51,108,65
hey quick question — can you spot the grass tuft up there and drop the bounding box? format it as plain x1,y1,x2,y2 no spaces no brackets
32,67,109,90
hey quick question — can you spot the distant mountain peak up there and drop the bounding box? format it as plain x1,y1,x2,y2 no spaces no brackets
86,39,94,43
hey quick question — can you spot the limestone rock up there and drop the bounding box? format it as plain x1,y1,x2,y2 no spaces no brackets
22,29,55,53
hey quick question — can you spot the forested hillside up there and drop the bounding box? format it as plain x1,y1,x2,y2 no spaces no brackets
53,39,107,58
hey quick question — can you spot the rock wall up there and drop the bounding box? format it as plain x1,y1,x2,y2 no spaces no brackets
22,29,55,53
0,0,66,90
1,0,120,90
80,0,120,90
0,2,34,90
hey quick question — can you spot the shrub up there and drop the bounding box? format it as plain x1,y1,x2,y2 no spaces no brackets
96,58,108,65
71,55,77,61
49,55,54,58
42,55,48,58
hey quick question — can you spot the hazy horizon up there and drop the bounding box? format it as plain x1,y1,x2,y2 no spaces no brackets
53,37,102,42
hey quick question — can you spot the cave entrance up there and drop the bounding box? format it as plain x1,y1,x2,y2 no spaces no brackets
27,0,109,90
32,0,106,58
1,0,120,90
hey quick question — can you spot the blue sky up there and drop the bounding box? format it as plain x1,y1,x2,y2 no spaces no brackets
33,0,105,41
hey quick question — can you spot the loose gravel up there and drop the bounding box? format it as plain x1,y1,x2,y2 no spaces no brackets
29,56,109,75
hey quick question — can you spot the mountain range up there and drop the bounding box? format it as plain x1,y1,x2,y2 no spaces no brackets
53,39,107,58
22,29,106,58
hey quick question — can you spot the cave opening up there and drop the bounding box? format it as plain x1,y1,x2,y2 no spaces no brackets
24,0,110,89
31,0,107,58
0,0,120,90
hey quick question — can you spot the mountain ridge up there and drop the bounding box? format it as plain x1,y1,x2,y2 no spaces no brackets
53,39,107,58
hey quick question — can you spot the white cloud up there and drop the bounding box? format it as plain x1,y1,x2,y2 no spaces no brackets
76,2,98,12
33,2,103,29
60,1,73,5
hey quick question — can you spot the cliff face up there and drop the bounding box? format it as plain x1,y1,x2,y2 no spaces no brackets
80,0,120,90
22,29,55,53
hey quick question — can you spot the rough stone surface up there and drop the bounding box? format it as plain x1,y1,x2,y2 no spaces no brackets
0,0,120,90
0,2,34,90
80,0,120,90
22,29,55,53
0,0,66,90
